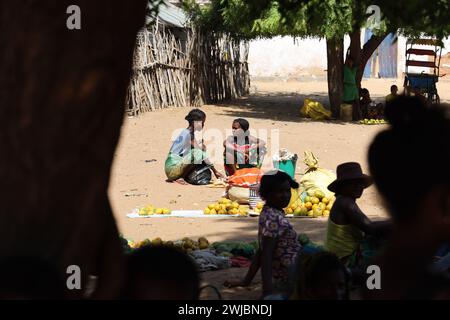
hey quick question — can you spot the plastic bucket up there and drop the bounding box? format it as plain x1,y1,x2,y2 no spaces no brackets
273,159,297,179
249,184,262,209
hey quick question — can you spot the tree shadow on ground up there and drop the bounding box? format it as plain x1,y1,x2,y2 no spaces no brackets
208,92,350,125
198,216,328,300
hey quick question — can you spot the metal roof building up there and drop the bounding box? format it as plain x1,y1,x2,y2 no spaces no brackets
146,1,189,28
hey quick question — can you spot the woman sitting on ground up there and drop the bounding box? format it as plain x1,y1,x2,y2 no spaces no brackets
223,118,266,176
324,162,391,269
165,109,223,183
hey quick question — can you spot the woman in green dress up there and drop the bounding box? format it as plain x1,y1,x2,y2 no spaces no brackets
342,57,360,120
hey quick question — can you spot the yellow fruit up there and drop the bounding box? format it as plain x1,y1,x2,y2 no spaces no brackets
313,208,322,218
152,237,163,246
304,196,311,203
208,204,215,210
204,208,210,215
323,210,330,217
138,208,148,216
219,198,228,204
256,202,264,209
232,202,240,209
199,242,209,249
305,202,313,210
214,204,221,211
307,210,314,217
162,208,171,214
299,206,308,216
155,208,163,214
321,197,329,204
314,190,325,200
183,240,194,250
290,203,298,210
239,210,248,216
210,209,217,215
198,237,209,249
294,207,302,216
286,208,294,214
312,204,319,211
312,197,320,205
318,203,326,210
326,203,333,211
218,209,226,215
307,190,315,197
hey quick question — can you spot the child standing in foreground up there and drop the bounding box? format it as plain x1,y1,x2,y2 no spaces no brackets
225,171,301,298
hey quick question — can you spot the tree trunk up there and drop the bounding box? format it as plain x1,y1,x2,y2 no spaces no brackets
345,29,389,120
326,37,344,117
0,0,147,298
357,32,390,84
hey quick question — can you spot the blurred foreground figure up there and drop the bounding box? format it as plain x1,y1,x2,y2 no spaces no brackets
366,97,450,299
122,246,200,300
0,1,147,298
0,257,66,300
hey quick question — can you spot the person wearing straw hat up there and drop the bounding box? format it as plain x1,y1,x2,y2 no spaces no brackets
324,162,391,269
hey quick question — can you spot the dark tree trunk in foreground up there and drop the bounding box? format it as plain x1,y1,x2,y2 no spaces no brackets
0,0,147,298
326,37,344,117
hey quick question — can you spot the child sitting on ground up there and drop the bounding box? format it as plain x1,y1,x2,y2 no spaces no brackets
292,251,349,300
360,88,384,119
224,170,302,298
122,245,200,300
385,85,398,103
324,162,391,270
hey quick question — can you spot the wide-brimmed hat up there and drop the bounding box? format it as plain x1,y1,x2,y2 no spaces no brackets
328,162,373,192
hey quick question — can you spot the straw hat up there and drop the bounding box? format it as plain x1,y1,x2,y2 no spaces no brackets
327,162,373,192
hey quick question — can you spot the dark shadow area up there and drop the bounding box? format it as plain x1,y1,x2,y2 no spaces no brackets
199,216,328,244
210,92,350,125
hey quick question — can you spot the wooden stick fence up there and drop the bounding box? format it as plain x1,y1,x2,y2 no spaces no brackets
126,25,250,116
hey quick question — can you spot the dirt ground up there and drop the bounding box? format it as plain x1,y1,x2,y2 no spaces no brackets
108,78,450,299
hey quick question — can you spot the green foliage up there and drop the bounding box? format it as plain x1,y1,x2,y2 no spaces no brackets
183,0,450,40
373,0,450,39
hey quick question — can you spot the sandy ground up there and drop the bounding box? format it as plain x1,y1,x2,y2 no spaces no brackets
108,78,450,299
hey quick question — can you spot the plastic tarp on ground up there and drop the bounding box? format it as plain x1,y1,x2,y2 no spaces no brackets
127,210,241,218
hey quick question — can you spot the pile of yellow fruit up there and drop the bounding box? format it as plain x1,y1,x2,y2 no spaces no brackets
138,205,171,216
254,202,265,214
359,118,387,125
204,198,248,216
129,236,210,252
302,190,335,218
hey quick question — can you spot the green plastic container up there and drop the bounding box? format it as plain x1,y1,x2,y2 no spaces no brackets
273,159,297,179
